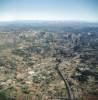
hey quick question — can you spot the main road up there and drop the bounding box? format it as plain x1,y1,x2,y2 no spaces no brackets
55,59,75,100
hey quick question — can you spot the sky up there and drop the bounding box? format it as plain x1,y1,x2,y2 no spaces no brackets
0,0,98,22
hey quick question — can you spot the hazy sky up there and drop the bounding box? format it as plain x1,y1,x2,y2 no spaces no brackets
0,0,98,22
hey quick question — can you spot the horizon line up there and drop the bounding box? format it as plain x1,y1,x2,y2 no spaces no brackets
0,19,98,23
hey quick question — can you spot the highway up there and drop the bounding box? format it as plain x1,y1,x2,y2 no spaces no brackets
55,60,75,100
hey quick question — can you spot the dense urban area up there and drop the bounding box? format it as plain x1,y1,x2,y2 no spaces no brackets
0,21,98,100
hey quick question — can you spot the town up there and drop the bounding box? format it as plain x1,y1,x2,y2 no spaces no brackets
0,21,98,100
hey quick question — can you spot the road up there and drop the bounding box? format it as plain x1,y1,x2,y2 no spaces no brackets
55,62,75,100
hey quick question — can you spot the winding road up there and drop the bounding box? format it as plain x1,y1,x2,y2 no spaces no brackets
55,61,75,100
